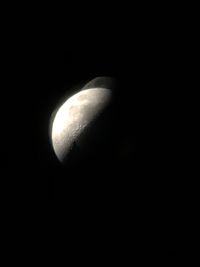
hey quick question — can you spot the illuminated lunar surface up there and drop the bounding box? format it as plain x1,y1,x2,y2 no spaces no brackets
51,87,112,163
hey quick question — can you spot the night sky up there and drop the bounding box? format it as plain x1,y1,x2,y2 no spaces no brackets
2,19,180,261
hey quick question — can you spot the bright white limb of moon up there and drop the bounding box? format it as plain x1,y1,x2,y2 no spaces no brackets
51,87,112,162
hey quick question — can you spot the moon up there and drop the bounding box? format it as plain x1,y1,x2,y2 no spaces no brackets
51,87,112,163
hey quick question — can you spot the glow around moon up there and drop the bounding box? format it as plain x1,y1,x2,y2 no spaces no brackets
51,87,112,162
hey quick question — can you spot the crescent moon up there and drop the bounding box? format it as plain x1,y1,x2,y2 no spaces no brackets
51,87,112,163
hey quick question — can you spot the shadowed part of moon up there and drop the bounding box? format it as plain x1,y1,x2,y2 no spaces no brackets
82,77,115,91
51,87,112,163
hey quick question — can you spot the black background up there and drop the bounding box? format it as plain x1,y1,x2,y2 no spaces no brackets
2,10,181,262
